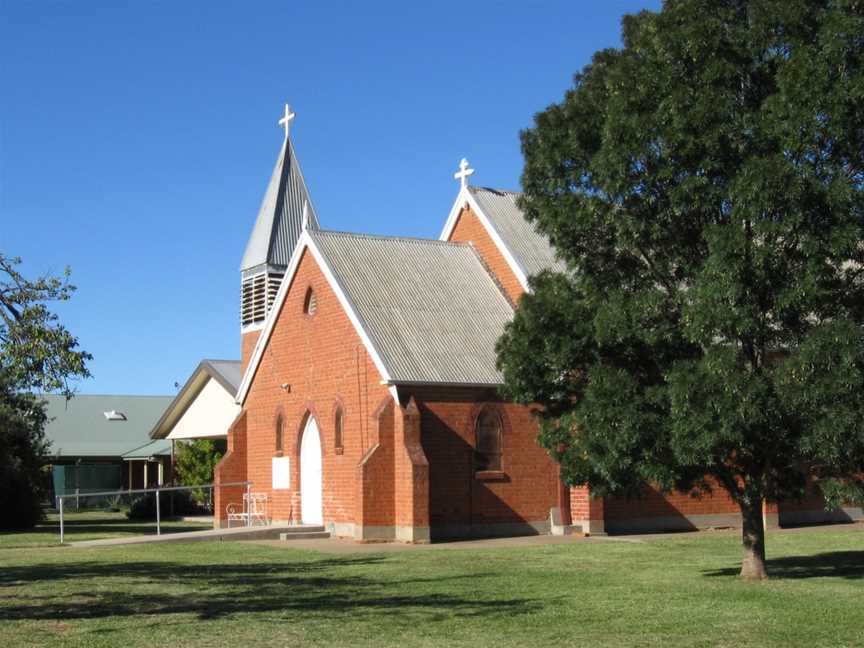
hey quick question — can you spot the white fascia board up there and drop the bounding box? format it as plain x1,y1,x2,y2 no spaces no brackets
439,186,469,241
236,232,392,405
387,384,400,406
438,188,530,291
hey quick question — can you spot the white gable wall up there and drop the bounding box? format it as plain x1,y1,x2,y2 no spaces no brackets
167,378,240,440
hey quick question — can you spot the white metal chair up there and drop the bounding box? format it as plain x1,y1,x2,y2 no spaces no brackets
226,492,269,527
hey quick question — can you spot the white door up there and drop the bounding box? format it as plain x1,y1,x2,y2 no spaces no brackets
300,416,323,525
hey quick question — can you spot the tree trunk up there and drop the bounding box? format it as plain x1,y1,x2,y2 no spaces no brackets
740,495,768,580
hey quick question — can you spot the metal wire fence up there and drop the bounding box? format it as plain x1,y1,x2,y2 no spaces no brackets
54,481,252,544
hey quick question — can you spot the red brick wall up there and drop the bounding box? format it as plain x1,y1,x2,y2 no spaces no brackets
569,479,741,532
355,397,396,528
604,481,739,523
394,398,430,531
239,247,392,525
447,205,525,304
570,486,604,523
405,385,558,533
214,411,247,524
774,480,863,525
240,330,261,376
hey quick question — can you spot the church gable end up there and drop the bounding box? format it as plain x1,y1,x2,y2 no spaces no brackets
440,161,566,305
237,244,392,527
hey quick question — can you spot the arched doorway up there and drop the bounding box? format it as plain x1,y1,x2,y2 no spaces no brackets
300,416,323,525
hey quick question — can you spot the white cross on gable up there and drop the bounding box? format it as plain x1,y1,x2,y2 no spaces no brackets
278,103,296,139
454,158,475,190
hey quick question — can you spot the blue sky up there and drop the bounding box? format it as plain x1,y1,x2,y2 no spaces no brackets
1,0,660,395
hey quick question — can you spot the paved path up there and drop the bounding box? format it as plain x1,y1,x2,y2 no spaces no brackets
69,519,862,551
250,520,863,554
69,524,316,548
251,533,594,553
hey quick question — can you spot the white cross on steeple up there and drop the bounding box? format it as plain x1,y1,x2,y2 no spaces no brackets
454,158,475,190
278,103,296,139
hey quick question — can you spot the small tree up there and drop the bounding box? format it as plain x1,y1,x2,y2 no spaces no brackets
0,254,91,396
497,0,864,580
174,439,226,502
0,252,91,528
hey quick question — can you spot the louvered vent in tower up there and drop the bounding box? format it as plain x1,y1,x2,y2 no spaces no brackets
266,272,283,313
241,271,285,327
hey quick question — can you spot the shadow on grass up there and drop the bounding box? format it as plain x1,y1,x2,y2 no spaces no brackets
0,555,541,623
703,551,864,579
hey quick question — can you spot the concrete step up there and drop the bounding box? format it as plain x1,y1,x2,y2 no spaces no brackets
279,531,331,541
280,525,325,534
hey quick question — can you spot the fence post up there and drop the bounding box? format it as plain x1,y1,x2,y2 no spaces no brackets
245,482,251,528
156,489,161,536
75,488,80,512
59,496,64,544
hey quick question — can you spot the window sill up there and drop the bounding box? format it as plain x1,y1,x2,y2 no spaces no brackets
334,447,344,455
474,470,506,481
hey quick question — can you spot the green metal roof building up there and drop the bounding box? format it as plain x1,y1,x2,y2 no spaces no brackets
41,394,174,499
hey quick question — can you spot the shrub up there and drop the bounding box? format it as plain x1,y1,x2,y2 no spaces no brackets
126,490,204,520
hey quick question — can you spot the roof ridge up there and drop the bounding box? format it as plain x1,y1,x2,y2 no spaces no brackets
312,228,472,248
471,186,522,196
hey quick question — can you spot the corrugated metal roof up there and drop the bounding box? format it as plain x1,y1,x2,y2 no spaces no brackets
241,137,320,274
469,186,566,278
41,394,173,458
310,230,514,385
121,440,171,459
205,359,241,393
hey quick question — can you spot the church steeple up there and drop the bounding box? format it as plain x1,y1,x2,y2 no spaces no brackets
240,104,319,330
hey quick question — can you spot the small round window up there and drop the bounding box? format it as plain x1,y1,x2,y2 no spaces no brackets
303,287,317,315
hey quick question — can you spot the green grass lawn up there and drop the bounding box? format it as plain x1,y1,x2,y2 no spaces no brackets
0,524,862,647
0,512,212,549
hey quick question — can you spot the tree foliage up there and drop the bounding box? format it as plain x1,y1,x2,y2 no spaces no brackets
497,0,864,579
0,369,50,529
0,253,92,528
174,439,227,502
0,253,92,396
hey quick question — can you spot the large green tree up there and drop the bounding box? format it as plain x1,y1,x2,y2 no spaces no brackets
497,0,864,579
0,253,91,528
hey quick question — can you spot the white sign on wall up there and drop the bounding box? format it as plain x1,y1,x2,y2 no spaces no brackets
272,456,291,490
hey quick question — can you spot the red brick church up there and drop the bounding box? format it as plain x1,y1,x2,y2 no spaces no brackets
214,106,863,541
